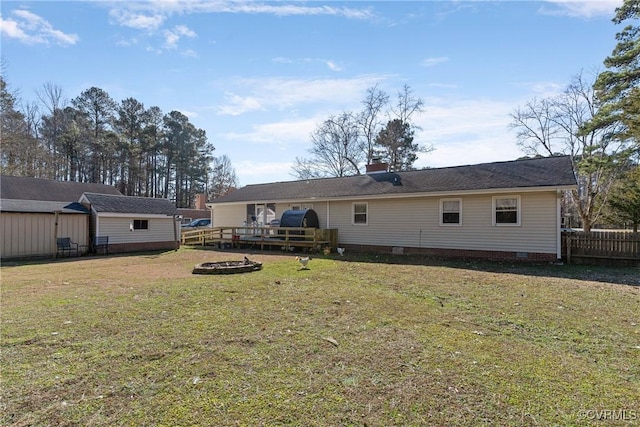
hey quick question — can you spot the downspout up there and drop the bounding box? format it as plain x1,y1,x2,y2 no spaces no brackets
173,214,179,250
326,201,330,228
53,210,60,258
89,204,95,253
85,210,91,255
556,190,562,260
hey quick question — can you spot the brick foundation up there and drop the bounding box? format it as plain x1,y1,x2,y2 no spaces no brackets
342,244,558,263
104,241,179,254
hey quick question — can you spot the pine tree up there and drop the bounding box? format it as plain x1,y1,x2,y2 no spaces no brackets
605,166,640,232
586,0,640,161
374,119,418,172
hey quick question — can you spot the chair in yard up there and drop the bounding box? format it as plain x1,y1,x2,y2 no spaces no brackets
56,237,79,257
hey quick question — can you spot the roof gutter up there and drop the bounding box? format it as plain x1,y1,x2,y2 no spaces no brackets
208,185,578,206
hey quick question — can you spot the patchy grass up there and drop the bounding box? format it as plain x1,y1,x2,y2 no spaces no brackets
1,248,639,426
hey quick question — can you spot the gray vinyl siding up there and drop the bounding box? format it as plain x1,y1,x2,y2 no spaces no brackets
96,216,178,244
330,192,558,254
1,212,88,259
211,205,245,227
209,191,559,255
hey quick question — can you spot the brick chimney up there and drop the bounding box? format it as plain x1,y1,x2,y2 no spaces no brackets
365,158,388,174
195,193,207,209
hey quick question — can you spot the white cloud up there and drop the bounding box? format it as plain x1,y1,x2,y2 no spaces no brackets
273,57,294,64
182,49,199,58
326,60,343,72
224,117,318,145
233,160,296,185
216,74,386,116
412,96,522,169
540,0,622,18
163,24,197,50
421,57,449,68
106,1,374,57
110,10,166,30
0,15,32,42
108,1,375,30
428,82,459,89
527,81,565,97
216,3,375,19
218,93,265,116
271,56,344,71
180,110,199,120
0,9,79,46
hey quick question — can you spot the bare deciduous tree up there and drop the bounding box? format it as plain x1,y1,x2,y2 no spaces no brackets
392,84,424,125
35,82,67,178
358,84,389,164
292,112,363,178
293,83,432,179
209,154,238,199
509,97,559,156
510,70,626,231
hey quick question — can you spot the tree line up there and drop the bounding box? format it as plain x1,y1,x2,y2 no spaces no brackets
1,79,237,208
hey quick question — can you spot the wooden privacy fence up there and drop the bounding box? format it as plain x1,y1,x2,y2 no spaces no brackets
563,231,640,266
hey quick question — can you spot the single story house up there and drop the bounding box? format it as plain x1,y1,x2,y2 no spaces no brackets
79,193,179,254
208,156,577,262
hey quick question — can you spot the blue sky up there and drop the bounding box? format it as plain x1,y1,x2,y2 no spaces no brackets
1,0,624,186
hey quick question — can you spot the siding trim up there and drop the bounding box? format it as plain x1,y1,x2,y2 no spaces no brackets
96,212,175,219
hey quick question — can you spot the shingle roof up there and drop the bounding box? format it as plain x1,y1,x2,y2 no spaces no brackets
211,156,576,204
0,175,122,201
82,193,178,216
0,199,90,214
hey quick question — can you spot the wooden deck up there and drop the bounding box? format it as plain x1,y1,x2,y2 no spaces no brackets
181,226,338,253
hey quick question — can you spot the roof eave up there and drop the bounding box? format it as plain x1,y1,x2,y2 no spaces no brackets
208,184,578,206
95,212,177,218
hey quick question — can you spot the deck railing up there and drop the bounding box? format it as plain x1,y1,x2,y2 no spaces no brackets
181,226,338,252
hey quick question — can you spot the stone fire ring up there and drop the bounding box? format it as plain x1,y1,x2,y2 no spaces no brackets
192,260,263,275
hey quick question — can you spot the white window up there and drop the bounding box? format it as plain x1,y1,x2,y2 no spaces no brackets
440,198,462,226
352,202,368,225
493,195,520,226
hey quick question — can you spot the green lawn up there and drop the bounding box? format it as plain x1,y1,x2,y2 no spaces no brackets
1,248,639,426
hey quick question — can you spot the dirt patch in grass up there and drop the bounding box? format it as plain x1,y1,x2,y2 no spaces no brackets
2,248,639,426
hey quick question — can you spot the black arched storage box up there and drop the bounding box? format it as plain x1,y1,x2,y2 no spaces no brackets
278,209,320,228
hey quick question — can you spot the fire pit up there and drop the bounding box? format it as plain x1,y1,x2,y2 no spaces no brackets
192,259,263,275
